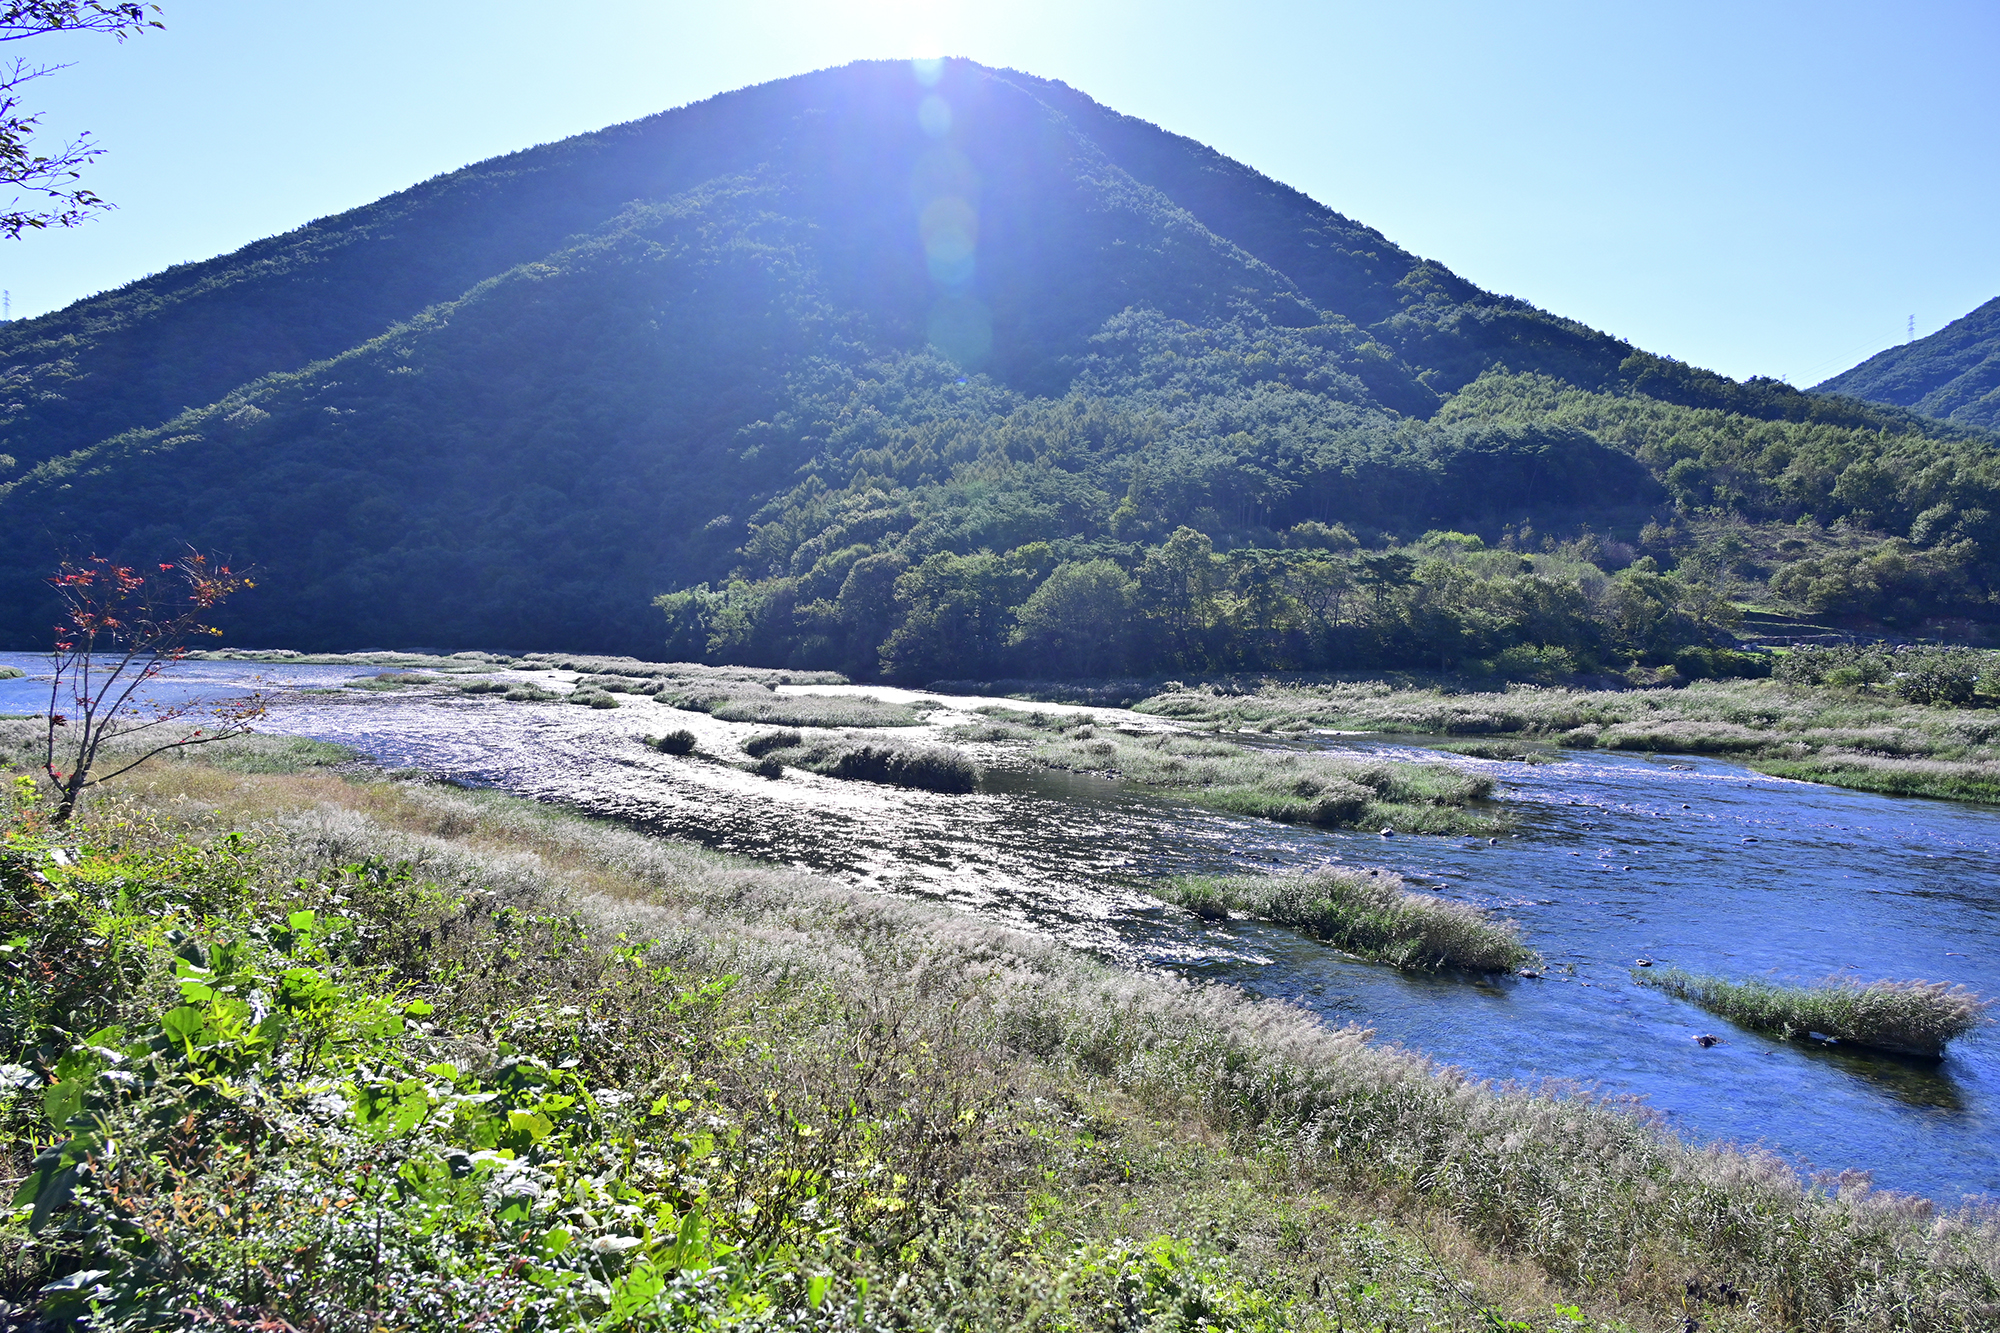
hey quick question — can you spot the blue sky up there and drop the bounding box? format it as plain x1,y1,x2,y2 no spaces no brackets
9,0,1997,386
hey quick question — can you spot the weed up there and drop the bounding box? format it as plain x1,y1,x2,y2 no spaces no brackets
1636,967,1992,1057
1156,869,1536,973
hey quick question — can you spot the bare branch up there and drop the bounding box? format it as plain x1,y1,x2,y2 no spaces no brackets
0,2,159,236
83,721,259,787
0,3,161,43
41,547,258,823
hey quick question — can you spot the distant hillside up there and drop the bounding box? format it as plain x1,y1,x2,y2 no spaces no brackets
0,59,1994,671
1816,296,2000,430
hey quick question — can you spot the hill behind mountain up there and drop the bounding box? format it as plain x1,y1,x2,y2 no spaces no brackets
1815,296,2000,431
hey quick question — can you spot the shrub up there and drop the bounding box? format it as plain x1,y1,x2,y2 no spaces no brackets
741,729,803,758
1635,967,1991,1056
1894,650,1981,707
1490,644,1578,683
648,729,698,755
1674,646,1772,680
1155,869,1536,972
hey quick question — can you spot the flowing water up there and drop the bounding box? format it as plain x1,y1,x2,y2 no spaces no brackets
5,653,1997,1202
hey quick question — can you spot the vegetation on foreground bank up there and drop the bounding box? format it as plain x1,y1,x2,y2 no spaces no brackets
1,738,1996,1329
1635,968,1992,1058
1157,870,1535,974
1135,675,2000,804
956,708,1500,833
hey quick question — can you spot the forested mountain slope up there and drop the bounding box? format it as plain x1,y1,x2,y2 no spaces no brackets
1816,296,2000,431
0,59,1992,667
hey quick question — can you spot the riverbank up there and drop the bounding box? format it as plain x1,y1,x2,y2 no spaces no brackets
1131,677,2000,804
2,736,1996,1329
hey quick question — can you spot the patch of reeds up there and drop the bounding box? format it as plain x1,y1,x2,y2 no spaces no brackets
345,671,447,691
517,653,847,687
1635,967,1992,1057
742,729,976,793
1750,756,2000,804
659,682,924,728
1135,676,2000,805
1156,869,1536,973
996,719,1499,833
1431,739,1562,763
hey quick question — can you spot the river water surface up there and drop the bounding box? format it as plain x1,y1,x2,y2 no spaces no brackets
5,654,1996,1202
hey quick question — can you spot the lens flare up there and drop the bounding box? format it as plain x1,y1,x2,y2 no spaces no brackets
917,94,951,138
920,195,977,286
911,57,944,86
928,293,992,367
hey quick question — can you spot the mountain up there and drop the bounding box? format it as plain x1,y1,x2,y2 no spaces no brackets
0,59,1994,671
1815,296,2000,431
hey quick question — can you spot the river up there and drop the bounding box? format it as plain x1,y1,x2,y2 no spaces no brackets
5,653,1995,1203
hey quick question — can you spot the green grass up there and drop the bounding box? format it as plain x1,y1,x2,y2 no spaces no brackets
1635,967,1992,1057
658,682,925,728
1429,739,1563,763
343,671,449,691
742,729,977,793
1749,756,2000,804
516,654,847,687
1157,869,1536,973
1136,677,2000,804
965,713,1500,834
183,736,361,774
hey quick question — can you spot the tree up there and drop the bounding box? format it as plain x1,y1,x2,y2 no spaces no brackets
40,550,258,824
878,550,1043,683
2,2,161,240
1010,559,1135,678
1137,527,1218,667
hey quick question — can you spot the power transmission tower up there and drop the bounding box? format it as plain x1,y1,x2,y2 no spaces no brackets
1908,314,1915,342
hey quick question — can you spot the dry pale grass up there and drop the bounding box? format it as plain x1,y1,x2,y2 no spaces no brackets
28,749,2000,1331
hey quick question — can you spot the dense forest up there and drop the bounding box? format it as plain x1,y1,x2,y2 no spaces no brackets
1817,295,2000,432
0,59,1994,671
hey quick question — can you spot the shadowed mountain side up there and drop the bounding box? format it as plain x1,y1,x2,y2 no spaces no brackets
0,59,1991,658
0,61,1380,474
1816,296,2000,431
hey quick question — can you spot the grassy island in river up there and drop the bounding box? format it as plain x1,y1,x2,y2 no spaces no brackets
1132,673,2000,804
